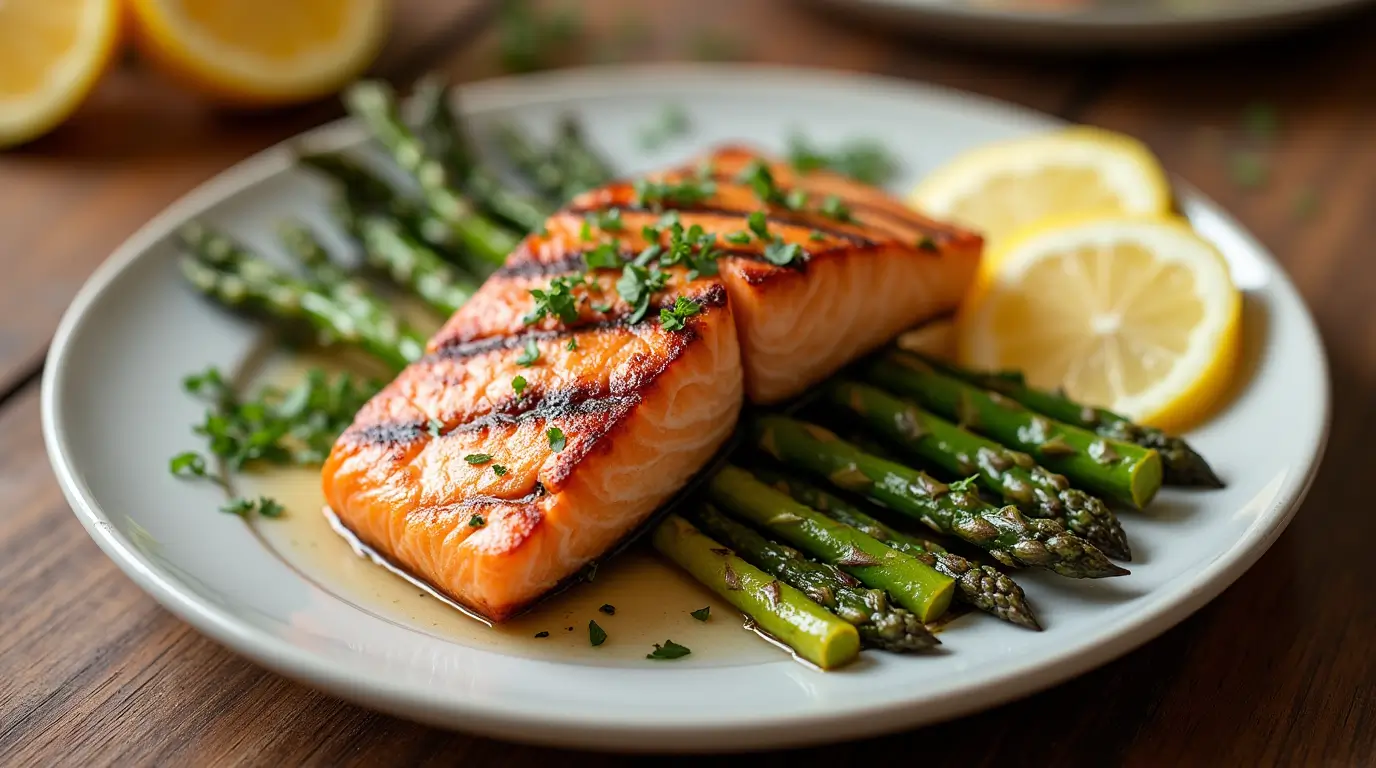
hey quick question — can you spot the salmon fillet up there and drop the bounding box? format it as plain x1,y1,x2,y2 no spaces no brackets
322,145,980,621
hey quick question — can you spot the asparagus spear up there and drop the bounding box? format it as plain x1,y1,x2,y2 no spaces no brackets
751,415,1128,579
177,222,425,371
651,514,861,669
276,220,358,292
865,351,1163,509
492,121,567,201
828,379,1131,561
689,505,938,651
345,208,479,317
412,75,553,233
550,115,616,197
919,355,1223,488
342,80,520,266
708,465,955,622
751,467,1040,631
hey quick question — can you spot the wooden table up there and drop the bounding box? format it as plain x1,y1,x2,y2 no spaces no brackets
4,1,1374,763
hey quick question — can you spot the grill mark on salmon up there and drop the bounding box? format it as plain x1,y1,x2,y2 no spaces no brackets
564,201,877,245
430,282,728,355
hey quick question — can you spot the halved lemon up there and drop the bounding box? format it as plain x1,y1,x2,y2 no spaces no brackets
908,126,1172,245
957,215,1241,433
0,0,122,149
128,0,390,105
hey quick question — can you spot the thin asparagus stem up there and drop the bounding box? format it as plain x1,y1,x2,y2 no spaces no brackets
689,505,938,651
709,465,955,622
342,80,520,266
652,514,861,669
919,354,1224,488
828,379,1131,561
551,115,616,197
353,211,479,317
751,415,1128,579
866,351,1163,509
750,467,1040,631
177,222,425,371
492,121,568,202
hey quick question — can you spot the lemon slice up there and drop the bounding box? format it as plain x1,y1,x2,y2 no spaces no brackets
957,215,1241,433
0,0,122,148
129,0,390,105
908,127,1172,245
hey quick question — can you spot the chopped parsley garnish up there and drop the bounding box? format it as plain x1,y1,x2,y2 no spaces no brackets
579,219,593,241
492,465,509,476
616,263,668,323
763,239,803,266
638,103,691,150
784,188,808,211
516,339,541,366
660,297,701,331
747,210,770,240
787,133,898,186
633,243,663,267
566,338,578,351
916,235,938,252
512,375,528,397
589,619,608,646
724,231,752,245
736,159,786,205
468,514,486,527
641,223,663,242
948,475,979,493
809,230,825,242
547,426,567,452
633,177,716,208
690,606,711,621
584,240,624,270
591,301,612,313
534,631,549,638
427,418,444,438
524,274,584,325
586,207,625,232
172,366,379,478
220,496,284,519
464,453,493,465
170,451,213,481
818,194,853,222
599,603,616,615
646,639,691,660
658,211,681,228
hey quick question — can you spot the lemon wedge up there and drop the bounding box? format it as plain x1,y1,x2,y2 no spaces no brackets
0,0,122,148
957,215,1241,433
908,126,1172,245
129,0,390,105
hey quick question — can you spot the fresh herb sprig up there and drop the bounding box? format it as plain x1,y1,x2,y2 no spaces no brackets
787,133,899,186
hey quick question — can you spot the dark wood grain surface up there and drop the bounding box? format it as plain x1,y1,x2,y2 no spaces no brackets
3,1,1373,764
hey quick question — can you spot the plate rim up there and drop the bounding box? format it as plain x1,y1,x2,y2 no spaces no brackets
807,0,1373,29
40,63,1332,750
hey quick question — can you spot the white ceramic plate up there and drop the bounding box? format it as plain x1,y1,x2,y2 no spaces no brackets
42,65,1328,751
802,0,1375,50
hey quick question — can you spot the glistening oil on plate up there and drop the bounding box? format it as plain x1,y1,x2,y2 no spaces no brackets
236,352,784,668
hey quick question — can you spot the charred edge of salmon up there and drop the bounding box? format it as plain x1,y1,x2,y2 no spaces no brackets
563,200,877,246
429,282,728,355
325,425,743,623
494,242,813,280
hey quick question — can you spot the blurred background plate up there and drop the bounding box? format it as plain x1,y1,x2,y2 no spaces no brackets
801,0,1376,50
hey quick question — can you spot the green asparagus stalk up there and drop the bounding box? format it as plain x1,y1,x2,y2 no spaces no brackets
276,220,358,292
708,465,955,622
751,415,1128,579
865,351,1163,509
348,210,479,317
412,75,553,233
177,222,425,371
751,467,1040,631
919,355,1223,488
689,505,938,651
651,514,861,669
827,379,1130,561
492,121,567,202
550,115,616,197
342,80,520,266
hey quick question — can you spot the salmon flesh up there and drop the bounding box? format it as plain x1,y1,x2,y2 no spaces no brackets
322,146,981,621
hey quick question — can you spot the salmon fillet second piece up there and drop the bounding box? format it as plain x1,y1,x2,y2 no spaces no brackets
323,144,980,621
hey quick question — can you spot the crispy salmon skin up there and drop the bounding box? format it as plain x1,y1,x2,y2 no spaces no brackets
323,145,980,621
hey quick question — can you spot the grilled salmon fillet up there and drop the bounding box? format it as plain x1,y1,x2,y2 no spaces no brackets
323,145,980,621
